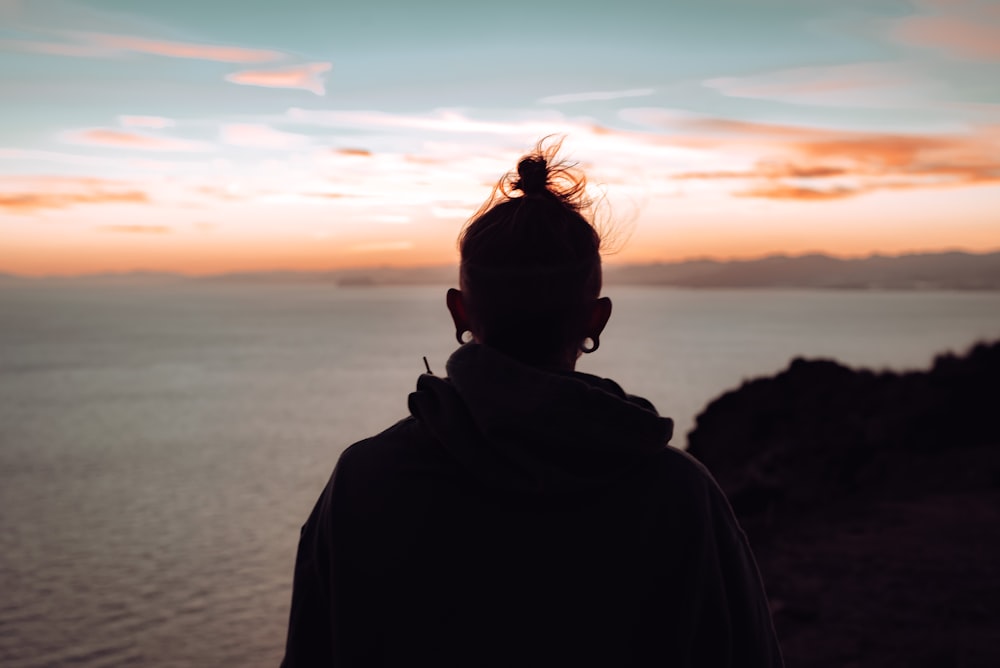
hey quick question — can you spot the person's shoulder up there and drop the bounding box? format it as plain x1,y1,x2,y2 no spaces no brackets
331,416,452,499
338,415,420,456
647,444,717,486
336,416,433,471
642,445,734,513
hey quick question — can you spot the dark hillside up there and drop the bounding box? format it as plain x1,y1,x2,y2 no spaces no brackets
688,341,1000,667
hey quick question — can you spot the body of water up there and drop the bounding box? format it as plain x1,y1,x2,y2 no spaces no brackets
2,283,999,667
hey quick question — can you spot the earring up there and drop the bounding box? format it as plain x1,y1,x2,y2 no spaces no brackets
580,335,599,353
455,329,473,345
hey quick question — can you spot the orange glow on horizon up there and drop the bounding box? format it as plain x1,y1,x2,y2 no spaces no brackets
4,220,999,278
4,117,1000,277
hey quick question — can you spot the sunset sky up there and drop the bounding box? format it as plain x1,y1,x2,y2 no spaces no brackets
1,0,998,276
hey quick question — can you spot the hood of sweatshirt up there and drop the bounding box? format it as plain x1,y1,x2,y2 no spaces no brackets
407,343,674,496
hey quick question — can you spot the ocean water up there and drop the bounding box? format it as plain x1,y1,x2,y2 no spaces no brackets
2,282,999,667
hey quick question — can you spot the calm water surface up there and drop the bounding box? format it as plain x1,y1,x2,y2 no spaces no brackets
2,283,999,667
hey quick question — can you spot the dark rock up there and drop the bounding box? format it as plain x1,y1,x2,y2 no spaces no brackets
687,340,1000,668
688,340,1000,518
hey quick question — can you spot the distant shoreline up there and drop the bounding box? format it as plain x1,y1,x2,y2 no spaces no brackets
4,250,1000,290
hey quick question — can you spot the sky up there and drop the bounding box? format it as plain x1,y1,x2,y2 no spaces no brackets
1,0,998,276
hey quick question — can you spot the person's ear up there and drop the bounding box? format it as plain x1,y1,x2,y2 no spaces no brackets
579,297,612,354
588,296,612,338
446,288,473,344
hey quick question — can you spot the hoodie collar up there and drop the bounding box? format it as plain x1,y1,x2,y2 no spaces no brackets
408,344,673,495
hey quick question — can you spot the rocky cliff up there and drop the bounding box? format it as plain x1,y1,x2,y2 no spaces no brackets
688,341,1000,667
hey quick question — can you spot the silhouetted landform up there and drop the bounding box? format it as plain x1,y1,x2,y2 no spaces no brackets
604,250,1000,289
688,341,1000,667
26,270,193,286
4,250,1000,289
199,266,458,286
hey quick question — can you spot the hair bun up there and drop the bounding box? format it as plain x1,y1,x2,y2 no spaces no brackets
514,156,549,195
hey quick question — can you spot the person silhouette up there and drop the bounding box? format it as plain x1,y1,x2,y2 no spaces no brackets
280,140,783,667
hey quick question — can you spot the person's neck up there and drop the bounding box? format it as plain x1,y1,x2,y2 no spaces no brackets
476,339,579,372
518,349,578,373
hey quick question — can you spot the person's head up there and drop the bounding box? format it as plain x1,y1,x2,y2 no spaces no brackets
447,139,612,370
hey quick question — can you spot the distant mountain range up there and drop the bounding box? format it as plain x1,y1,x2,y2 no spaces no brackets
603,251,1000,289
5,251,1000,290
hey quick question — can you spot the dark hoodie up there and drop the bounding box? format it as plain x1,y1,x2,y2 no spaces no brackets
281,344,782,667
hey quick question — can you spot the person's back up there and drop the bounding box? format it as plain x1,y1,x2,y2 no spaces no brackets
281,141,783,667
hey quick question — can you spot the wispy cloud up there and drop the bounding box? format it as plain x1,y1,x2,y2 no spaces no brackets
284,108,608,148
0,37,115,58
84,32,285,62
292,106,946,204
892,16,1000,60
334,147,373,157
220,123,310,149
703,62,927,108
431,205,474,219
349,241,413,253
629,109,1000,200
196,185,247,202
305,192,354,200
226,62,332,94
674,164,849,180
118,115,175,129
62,128,212,152
890,0,1000,61
736,183,859,200
371,215,412,225
99,225,170,233
0,176,149,213
620,108,820,143
0,32,286,63
0,147,126,168
539,88,655,105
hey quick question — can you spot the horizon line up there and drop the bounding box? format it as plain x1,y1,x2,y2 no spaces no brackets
3,247,999,280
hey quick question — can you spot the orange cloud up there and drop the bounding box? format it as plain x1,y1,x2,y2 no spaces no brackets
619,109,832,153
196,185,246,201
100,225,170,234
673,116,828,142
349,241,414,253
737,184,860,201
118,115,175,129
662,113,1000,200
225,62,332,95
335,148,373,157
892,15,1000,60
403,154,448,165
63,128,211,152
674,164,848,180
82,32,284,63
0,177,149,213
306,192,353,199
220,123,310,149
794,132,1000,180
703,62,925,108
0,33,286,63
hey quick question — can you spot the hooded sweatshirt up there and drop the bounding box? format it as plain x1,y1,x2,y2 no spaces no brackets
281,344,782,667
